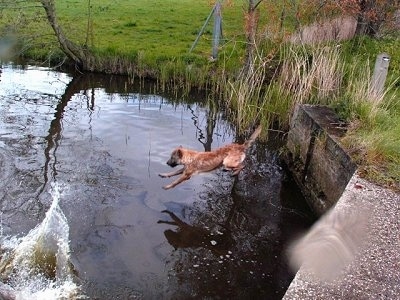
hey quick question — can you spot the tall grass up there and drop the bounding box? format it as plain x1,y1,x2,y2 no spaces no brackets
339,63,400,187
222,48,274,132
278,45,343,105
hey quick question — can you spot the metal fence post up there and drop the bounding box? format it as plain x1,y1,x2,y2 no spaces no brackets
212,1,222,60
189,4,216,53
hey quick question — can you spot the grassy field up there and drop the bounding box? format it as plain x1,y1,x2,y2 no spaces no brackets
57,0,241,60
2,0,248,70
0,0,399,189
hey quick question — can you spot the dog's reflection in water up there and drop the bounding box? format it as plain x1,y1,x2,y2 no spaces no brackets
158,210,234,255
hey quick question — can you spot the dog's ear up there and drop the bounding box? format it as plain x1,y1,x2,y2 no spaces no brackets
176,149,183,158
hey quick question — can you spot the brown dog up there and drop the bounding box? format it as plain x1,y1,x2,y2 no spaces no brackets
159,125,262,189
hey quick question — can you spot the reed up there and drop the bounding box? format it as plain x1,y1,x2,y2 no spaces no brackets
225,58,266,129
277,45,343,105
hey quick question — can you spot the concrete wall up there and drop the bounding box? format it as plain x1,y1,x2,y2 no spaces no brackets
285,104,357,215
290,16,356,45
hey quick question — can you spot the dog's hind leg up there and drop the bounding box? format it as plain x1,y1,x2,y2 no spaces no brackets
223,153,245,176
159,167,184,178
231,164,244,176
163,173,191,190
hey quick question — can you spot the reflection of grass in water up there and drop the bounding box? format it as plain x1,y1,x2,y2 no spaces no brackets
31,246,57,279
0,245,56,281
0,184,79,298
0,231,62,284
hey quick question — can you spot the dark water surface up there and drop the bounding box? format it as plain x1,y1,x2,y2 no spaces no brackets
0,64,314,299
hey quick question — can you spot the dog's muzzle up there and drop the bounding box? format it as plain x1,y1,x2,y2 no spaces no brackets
166,160,178,168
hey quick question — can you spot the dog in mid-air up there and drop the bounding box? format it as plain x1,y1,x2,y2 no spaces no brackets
159,125,262,190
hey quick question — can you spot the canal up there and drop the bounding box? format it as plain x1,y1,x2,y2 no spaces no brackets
0,63,315,299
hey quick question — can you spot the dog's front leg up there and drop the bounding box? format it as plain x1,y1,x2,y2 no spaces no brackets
163,173,191,190
159,167,184,178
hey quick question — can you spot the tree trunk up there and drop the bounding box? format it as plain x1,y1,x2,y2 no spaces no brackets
40,0,93,70
243,0,262,71
354,0,392,37
355,0,371,36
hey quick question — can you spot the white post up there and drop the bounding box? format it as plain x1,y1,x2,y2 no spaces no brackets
371,53,390,96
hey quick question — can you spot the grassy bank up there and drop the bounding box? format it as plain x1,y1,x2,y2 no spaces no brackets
214,38,399,189
0,0,399,189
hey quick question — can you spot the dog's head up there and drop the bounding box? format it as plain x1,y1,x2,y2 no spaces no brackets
166,147,183,168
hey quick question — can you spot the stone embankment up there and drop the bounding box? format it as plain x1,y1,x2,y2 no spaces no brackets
284,104,400,299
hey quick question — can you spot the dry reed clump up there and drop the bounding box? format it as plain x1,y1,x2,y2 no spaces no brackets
223,48,276,132
278,45,343,105
222,45,345,133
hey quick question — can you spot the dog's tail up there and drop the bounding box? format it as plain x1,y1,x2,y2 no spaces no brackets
244,125,262,149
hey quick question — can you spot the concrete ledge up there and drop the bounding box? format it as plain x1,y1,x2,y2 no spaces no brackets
286,104,357,215
283,173,400,299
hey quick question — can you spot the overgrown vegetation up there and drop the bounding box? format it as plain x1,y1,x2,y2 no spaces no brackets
218,40,399,190
0,0,399,189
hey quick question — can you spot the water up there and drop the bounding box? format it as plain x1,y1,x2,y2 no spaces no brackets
0,63,315,299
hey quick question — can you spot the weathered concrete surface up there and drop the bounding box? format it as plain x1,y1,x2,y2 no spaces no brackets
290,16,356,44
284,173,400,299
286,104,357,215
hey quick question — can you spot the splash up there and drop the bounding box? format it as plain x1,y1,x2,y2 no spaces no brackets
0,183,82,299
